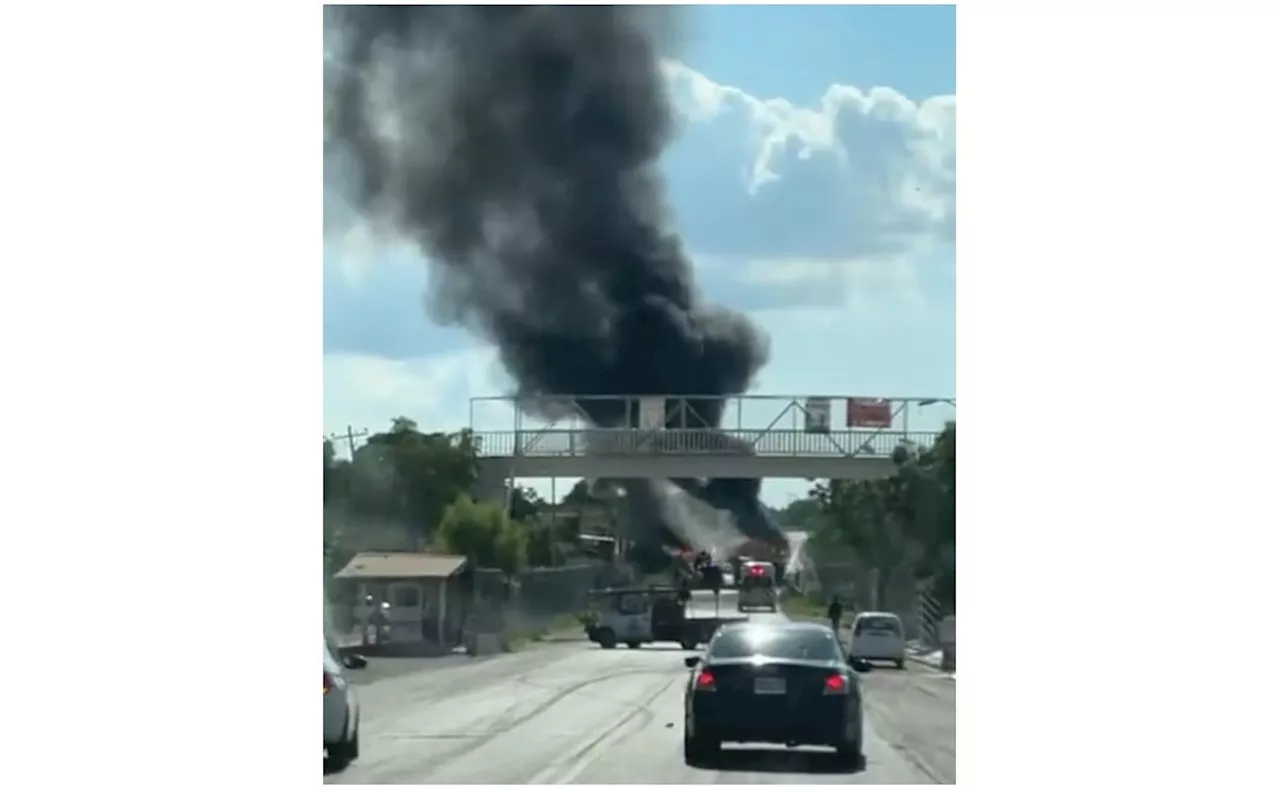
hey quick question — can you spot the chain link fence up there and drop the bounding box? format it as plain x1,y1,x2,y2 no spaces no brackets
470,560,632,646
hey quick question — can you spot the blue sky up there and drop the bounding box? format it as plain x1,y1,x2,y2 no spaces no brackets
323,5,956,506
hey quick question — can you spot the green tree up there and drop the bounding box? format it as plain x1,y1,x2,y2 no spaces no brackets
779,495,822,531
560,479,594,505
436,494,528,575
324,438,358,586
324,438,352,506
525,520,558,567
508,484,544,522
810,421,956,609
494,516,530,576
335,417,481,541
900,422,955,606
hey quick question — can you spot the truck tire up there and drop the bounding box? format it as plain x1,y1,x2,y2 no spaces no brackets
626,641,641,649
597,628,617,649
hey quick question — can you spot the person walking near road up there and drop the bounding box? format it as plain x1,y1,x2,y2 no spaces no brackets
827,596,844,633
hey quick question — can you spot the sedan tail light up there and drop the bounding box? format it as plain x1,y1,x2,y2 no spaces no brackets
695,669,716,692
324,671,334,695
823,673,849,695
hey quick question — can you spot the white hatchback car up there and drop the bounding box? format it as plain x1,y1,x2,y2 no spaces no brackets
324,631,365,773
848,611,906,669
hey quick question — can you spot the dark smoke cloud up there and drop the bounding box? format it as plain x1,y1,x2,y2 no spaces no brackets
324,5,783,551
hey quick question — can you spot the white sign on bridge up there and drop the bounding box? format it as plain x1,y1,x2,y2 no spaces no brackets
804,397,831,434
639,397,665,430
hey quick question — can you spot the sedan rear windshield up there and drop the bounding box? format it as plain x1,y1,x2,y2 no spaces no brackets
709,628,843,662
854,616,902,635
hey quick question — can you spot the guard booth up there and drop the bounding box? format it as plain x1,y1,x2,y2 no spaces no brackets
334,551,470,654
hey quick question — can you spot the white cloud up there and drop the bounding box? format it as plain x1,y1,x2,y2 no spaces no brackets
694,253,928,321
326,221,379,285
323,347,504,438
662,59,955,261
737,254,920,293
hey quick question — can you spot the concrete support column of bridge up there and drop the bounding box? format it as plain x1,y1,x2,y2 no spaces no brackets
473,462,510,506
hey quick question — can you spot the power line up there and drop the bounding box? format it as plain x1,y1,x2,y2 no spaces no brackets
325,425,370,458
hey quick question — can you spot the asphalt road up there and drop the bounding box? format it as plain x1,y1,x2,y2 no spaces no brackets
326,589,955,784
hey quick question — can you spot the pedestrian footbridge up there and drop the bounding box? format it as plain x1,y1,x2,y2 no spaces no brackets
469,394,954,481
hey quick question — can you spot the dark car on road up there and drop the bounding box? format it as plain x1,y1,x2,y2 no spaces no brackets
682,621,866,770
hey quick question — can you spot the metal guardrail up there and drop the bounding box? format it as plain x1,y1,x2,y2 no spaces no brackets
472,428,937,458
470,394,955,434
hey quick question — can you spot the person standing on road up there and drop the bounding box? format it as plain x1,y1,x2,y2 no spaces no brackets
827,596,844,633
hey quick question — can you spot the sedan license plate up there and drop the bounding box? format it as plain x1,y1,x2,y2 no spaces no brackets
754,677,786,695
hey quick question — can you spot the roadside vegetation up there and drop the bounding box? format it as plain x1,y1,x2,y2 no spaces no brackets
324,416,955,617
324,417,604,580
781,422,956,612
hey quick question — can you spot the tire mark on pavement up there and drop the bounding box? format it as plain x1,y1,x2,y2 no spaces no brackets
528,672,680,784
392,667,668,771
329,652,684,784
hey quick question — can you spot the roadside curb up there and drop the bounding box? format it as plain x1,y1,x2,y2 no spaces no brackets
536,632,590,643
904,647,955,677
905,652,945,671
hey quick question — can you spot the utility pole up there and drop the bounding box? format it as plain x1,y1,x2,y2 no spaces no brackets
326,425,370,458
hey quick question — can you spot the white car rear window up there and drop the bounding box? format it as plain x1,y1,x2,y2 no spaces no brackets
854,616,902,635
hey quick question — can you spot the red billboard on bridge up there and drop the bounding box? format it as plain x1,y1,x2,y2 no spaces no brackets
846,398,893,428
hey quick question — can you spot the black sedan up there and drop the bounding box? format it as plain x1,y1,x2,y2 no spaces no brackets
682,621,866,770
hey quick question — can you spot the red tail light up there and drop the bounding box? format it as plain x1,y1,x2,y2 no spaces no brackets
695,670,716,692
324,671,334,694
823,673,849,695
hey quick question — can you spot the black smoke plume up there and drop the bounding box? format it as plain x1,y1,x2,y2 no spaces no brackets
324,6,783,553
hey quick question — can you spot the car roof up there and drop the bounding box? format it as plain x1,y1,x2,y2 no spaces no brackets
717,620,830,635
854,610,902,619
590,586,677,595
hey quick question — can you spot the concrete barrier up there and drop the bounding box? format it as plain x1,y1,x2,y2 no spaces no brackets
939,614,956,672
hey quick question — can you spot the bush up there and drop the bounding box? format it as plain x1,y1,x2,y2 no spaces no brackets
436,494,528,575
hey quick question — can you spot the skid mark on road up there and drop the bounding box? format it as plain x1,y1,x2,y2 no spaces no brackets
412,668,666,764
330,651,687,785
527,673,680,784
350,645,576,720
